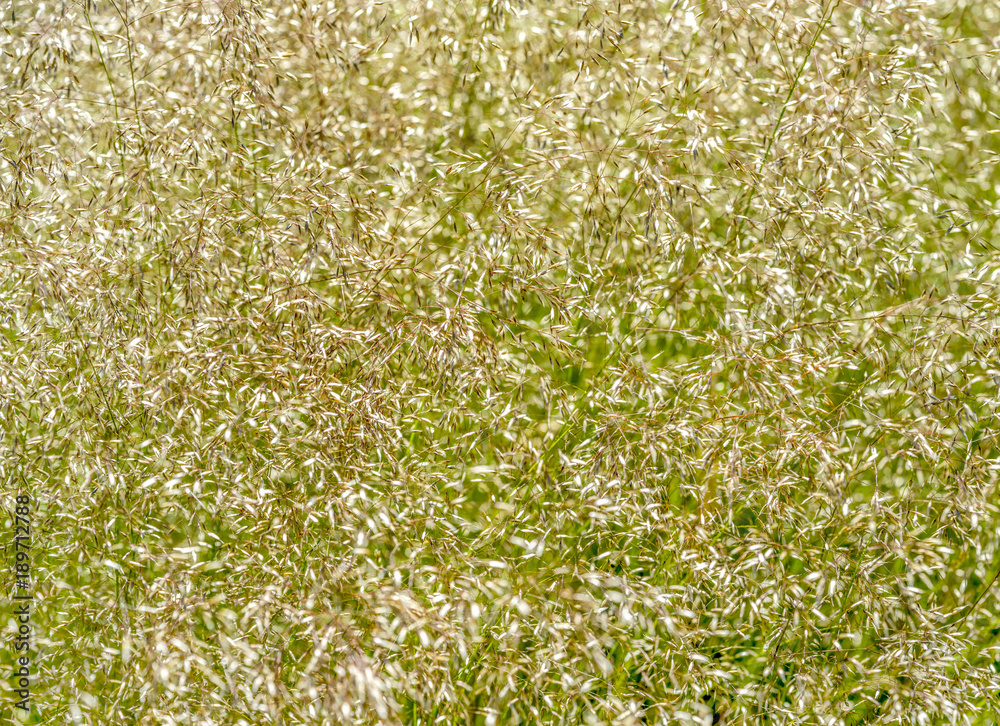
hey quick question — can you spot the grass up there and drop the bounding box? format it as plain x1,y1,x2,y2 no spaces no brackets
2,0,1000,723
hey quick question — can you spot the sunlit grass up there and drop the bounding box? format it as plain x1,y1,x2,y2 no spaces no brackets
2,0,1000,724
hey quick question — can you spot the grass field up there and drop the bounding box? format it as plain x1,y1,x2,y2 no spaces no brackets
2,0,1000,723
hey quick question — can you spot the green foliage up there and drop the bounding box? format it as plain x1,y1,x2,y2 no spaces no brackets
2,0,1000,723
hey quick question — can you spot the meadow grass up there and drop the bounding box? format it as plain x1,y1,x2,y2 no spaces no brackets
2,0,1000,723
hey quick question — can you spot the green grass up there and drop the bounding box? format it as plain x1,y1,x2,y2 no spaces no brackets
2,0,1000,724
